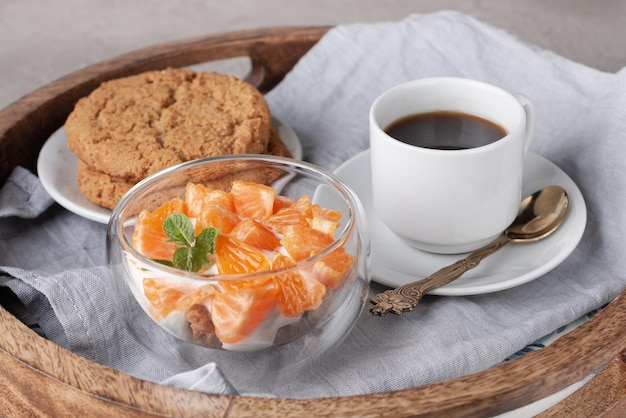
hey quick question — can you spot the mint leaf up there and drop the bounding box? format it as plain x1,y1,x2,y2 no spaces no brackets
172,247,192,271
190,246,209,272
172,247,207,272
152,259,175,267
195,227,218,254
163,213,195,247
152,213,216,272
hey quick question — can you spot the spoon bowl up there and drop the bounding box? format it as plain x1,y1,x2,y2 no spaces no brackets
370,185,569,315
506,186,569,242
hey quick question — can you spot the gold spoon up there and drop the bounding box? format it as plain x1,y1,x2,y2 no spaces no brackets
370,185,569,316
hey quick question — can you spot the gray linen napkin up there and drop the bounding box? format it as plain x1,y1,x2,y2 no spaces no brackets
1,12,625,398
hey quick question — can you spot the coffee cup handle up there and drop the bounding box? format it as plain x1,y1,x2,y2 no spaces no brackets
515,94,534,153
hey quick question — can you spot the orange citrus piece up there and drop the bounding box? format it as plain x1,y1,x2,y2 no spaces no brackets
230,218,281,251
280,224,334,261
310,204,341,237
273,195,295,213
290,194,314,217
143,277,189,319
311,248,355,288
272,254,325,317
174,285,217,312
310,216,338,237
312,204,342,222
219,277,273,293
195,203,240,235
132,198,187,261
215,233,270,274
231,180,275,221
185,183,234,217
211,282,276,344
143,278,215,319
264,195,313,233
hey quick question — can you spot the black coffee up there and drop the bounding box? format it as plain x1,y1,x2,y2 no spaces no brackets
385,111,507,150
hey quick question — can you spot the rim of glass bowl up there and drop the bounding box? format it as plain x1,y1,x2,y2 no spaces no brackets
110,154,361,283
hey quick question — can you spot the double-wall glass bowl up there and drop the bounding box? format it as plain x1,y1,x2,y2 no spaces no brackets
106,155,370,391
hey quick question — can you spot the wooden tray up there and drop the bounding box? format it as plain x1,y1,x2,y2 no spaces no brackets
0,26,624,417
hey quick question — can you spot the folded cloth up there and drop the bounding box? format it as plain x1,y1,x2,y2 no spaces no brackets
0,166,54,218
1,12,625,398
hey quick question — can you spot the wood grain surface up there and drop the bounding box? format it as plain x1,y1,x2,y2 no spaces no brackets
0,26,624,417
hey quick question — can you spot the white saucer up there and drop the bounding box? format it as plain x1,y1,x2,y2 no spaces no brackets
37,117,303,224
334,150,587,295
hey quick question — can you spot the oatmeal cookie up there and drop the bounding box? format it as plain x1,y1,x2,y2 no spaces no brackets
65,68,272,183
77,129,291,209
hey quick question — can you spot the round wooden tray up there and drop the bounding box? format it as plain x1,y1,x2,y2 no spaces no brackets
0,26,625,417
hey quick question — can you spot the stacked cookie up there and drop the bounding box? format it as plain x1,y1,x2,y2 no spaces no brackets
65,68,290,209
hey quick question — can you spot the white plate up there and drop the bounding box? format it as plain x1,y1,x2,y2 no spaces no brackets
334,150,587,295
37,117,303,224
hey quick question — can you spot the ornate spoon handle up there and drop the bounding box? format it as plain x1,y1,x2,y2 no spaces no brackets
370,235,511,315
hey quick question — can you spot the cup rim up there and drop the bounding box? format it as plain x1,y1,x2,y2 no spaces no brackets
369,77,526,154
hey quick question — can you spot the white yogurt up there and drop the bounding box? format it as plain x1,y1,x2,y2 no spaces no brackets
122,250,304,351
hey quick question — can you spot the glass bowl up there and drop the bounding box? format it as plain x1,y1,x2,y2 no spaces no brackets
106,155,370,390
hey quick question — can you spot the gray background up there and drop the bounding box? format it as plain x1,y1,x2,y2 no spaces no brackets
2,0,626,110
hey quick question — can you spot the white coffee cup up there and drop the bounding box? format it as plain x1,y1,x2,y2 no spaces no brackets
369,77,533,254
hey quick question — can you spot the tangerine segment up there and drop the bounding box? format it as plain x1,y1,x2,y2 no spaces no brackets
272,254,325,317
143,277,185,318
231,180,275,220
310,204,341,237
194,203,240,235
174,285,217,313
185,183,234,217
132,198,187,261
312,204,342,222
273,195,295,213
310,216,338,237
281,224,334,261
220,276,273,293
311,248,355,289
264,195,314,234
143,277,188,319
215,233,270,274
211,283,277,344
230,218,281,251
289,195,314,217
143,278,216,319
264,207,308,234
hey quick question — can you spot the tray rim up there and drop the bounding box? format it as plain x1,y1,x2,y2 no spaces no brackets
0,25,624,417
